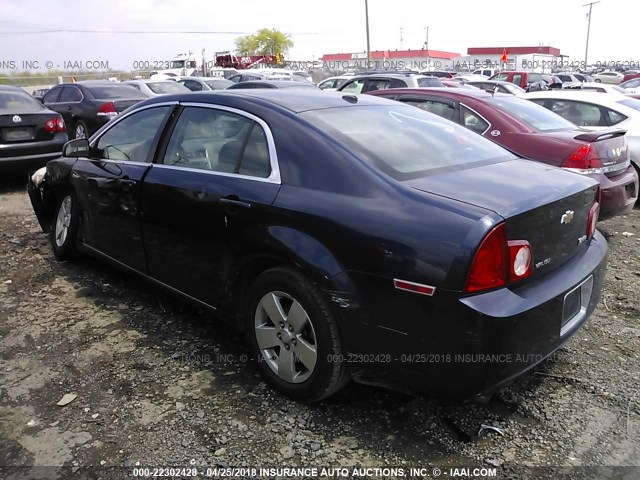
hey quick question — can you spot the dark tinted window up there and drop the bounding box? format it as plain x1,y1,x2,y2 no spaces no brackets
86,85,144,99
417,77,443,87
0,90,45,112
58,86,82,102
94,106,170,162
182,80,203,92
42,87,62,104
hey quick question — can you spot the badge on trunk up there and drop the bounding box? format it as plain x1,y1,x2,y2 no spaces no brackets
12,115,22,123
560,210,574,224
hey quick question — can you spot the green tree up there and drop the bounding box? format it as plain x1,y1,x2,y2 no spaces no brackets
235,28,293,61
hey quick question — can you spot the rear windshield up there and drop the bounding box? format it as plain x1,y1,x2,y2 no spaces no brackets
300,105,513,180
146,82,187,94
86,85,145,100
617,98,640,111
487,95,575,131
0,91,44,112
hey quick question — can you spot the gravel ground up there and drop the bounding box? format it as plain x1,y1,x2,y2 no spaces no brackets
0,174,638,480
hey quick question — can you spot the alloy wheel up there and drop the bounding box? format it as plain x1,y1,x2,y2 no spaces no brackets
254,291,318,384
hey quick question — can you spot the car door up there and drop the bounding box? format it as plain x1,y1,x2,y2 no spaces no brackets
71,104,175,271
55,85,84,131
140,104,281,307
42,86,63,114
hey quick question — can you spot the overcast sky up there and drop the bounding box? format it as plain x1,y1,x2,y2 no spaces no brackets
0,0,636,72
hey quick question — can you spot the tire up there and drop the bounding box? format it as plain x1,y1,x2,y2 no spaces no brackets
73,120,88,140
49,192,79,260
245,267,349,402
594,78,602,83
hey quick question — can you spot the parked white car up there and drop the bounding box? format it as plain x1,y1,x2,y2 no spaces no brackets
620,78,640,94
471,68,499,77
524,90,640,177
124,80,190,97
564,82,629,94
591,70,624,84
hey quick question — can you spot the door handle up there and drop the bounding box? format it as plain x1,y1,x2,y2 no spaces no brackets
67,106,72,111
220,196,251,209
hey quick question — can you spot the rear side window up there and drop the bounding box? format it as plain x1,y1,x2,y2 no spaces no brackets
162,107,271,178
300,105,512,180
58,87,82,102
363,79,405,92
461,106,490,134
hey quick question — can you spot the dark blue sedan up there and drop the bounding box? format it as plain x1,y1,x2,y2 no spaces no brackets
27,90,607,402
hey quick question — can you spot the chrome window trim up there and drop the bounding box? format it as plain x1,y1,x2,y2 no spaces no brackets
459,103,492,136
87,101,282,184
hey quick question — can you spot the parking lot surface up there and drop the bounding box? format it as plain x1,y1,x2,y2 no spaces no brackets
0,174,638,479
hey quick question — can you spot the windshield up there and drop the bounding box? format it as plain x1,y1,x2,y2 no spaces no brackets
146,82,188,94
487,96,575,131
87,85,145,100
617,98,640,112
300,105,513,180
0,91,44,112
170,60,185,68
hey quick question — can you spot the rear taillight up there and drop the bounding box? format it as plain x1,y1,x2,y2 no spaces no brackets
97,102,118,117
44,117,65,132
562,144,604,174
587,188,600,239
465,223,532,293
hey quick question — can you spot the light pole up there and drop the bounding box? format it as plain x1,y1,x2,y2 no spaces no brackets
583,1,600,69
365,0,371,67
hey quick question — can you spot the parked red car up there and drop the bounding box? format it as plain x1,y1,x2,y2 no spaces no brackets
367,88,638,220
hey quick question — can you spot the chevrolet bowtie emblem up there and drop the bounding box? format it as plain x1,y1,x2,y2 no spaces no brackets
560,210,574,224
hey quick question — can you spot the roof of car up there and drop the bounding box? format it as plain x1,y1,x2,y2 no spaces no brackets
0,85,23,92
229,80,318,89
368,86,504,100
522,90,634,106
142,89,398,113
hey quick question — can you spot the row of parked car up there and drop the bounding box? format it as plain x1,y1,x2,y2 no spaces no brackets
3,68,639,223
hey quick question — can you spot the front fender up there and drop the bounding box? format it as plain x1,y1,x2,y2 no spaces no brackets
26,160,77,233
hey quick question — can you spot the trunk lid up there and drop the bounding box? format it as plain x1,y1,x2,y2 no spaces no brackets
0,112,61,143
573,129,629,178
407,159,599,279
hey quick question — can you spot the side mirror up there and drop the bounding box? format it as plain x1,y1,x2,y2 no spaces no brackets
62,138,90,158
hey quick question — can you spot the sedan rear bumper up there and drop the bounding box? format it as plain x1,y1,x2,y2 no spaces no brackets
339,232,608,400
594,165,638,220
0,134,67,171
